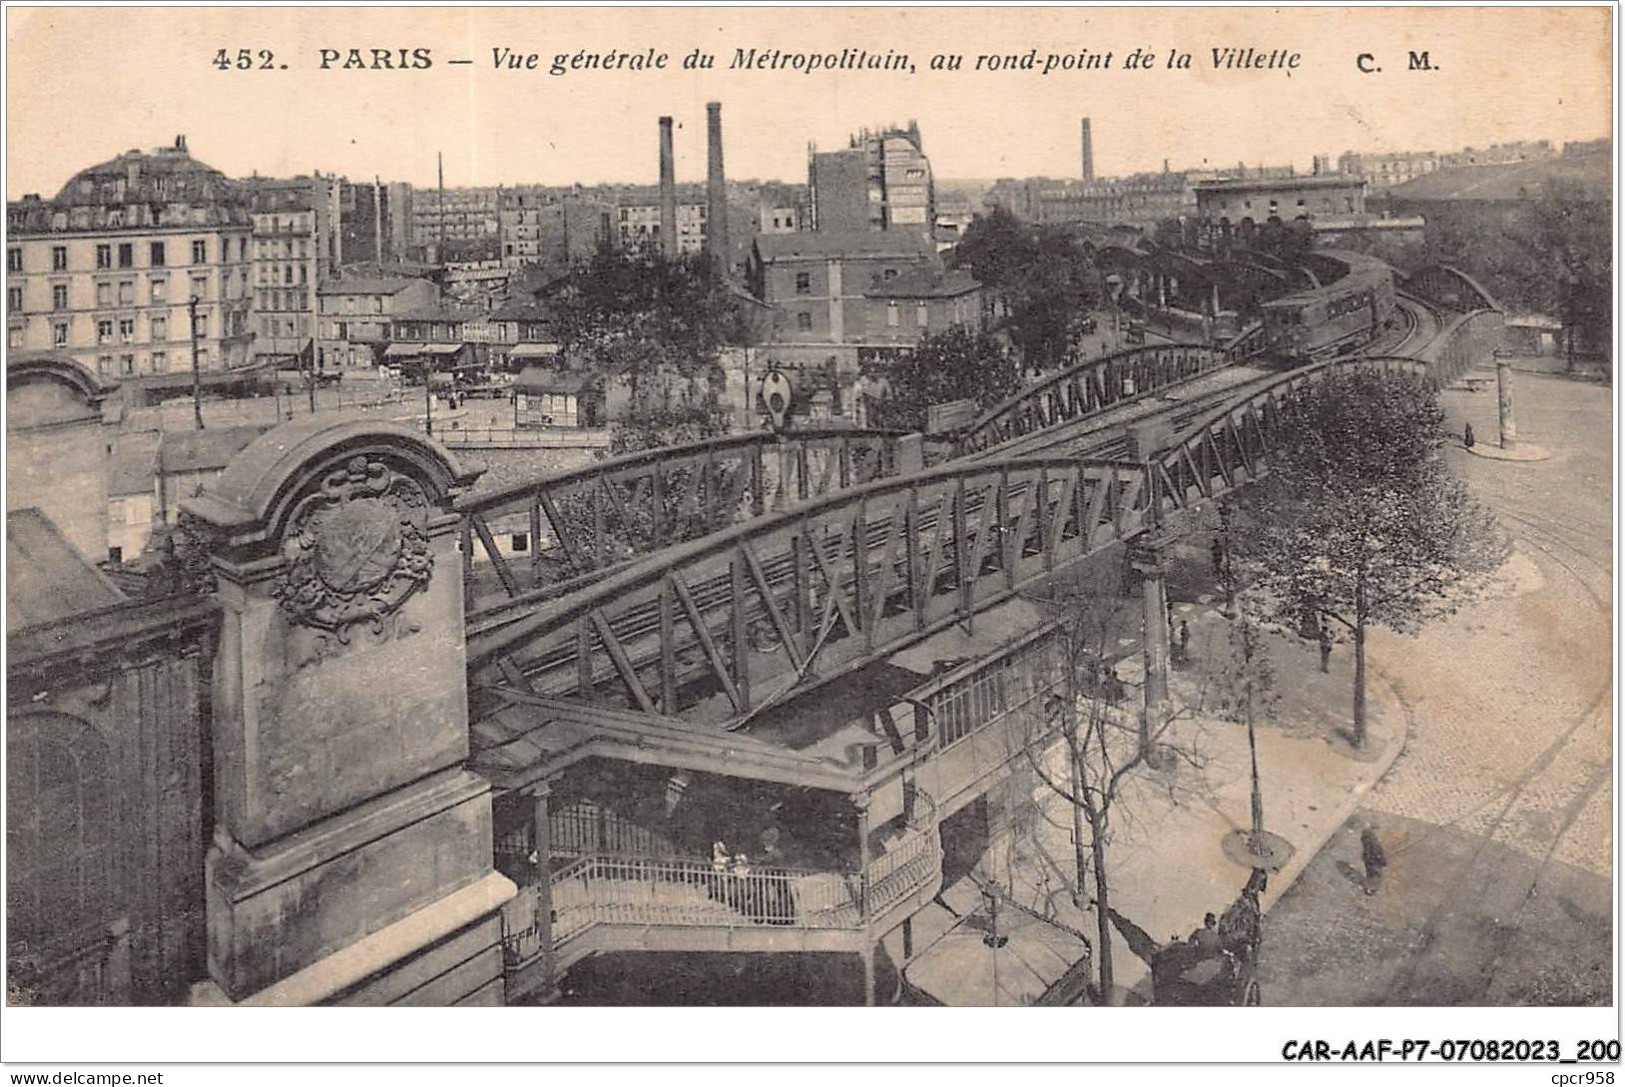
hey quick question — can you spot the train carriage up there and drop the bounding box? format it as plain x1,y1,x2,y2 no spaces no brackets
1261,253,1397,361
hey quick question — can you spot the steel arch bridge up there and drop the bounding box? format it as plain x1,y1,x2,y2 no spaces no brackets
458,266,1503,726
464,349,1478,727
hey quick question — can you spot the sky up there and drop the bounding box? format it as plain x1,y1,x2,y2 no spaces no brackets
5,6,1614,199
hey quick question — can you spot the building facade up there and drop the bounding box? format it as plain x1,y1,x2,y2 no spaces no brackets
242,175,338,370
808,123,935,238
316,274,440,371
1194,174,1367,226
498,190,613,268
410,186,501,247
6,137,254,382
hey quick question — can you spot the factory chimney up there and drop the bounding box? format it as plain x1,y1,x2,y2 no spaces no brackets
658,116,678,257
706,101,730,271
1080,117,1095,182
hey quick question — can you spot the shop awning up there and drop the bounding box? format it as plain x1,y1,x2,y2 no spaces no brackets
384,342,464,359
507,342,561,360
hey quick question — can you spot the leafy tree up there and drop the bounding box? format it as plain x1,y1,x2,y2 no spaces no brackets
1421,178,1611,367
861,326,1019,431
953,211,1101,372
1227,370,1509,747
555,245,754,403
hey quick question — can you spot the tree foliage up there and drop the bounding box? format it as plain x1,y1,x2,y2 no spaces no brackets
554,245,755,400
1422,178,1612,362
1228,370,1509,744
954,209,1101,372
862,325,1019,431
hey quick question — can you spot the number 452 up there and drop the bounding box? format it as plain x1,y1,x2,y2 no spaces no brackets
213,49,277,70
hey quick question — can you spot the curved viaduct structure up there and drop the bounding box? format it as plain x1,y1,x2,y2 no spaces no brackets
178,256,1502,1005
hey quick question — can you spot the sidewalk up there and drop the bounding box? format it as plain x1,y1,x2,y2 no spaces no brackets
895,559,1411,1005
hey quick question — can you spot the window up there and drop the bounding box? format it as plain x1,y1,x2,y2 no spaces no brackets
5,715,118,950
151,350,166,373
52,284,68,310
117,243,133,268
53,322,68,347
51,246,67,272
118,281,134,305
7,285,22,310
886,303,899,328
191,239,207,263
151,278,167,303
511,532,529,553
150,241,166,266
95,244,112,269
883,268,898,280
6,247,21,272
238,238,247,261
119,318,135,344
96,282,112,307
916,302,929,328
796,311,813,331
191,276,207,300
795,272,811,294
192,312,207,338
120,354,134,375
108,546,123,565
97,320,113,344
97,355,113,375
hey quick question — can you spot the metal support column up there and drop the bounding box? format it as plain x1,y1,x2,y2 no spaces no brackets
1130,536,1173,759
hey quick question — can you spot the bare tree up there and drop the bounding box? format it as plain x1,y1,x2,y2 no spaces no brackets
1013,562,1211,1003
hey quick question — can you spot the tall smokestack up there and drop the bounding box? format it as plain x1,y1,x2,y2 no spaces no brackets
1080,117,1095,182
706,102,730,270
658,116,677,257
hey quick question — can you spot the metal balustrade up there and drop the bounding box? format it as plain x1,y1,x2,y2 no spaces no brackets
956,342,1239,455
469,456,1153,723
459,429,930,616
500,820,943,966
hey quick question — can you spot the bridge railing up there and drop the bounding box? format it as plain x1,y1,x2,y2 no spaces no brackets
1151,354,1435,514
457,428,931,618
467,455,1152,723
956,342,1236,456
501,820,942,966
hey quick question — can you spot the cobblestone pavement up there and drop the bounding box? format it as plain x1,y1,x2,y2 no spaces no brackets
1258,374,1612,1006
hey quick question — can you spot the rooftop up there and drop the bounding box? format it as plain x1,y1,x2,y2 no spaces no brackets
1196,175,1366,194
7,509,123,632
394,303,484,324
754,230,937,262
317,275,427,296
158,424,267,474
864,267,982,299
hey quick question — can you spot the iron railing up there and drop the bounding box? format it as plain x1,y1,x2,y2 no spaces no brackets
500,821,942,966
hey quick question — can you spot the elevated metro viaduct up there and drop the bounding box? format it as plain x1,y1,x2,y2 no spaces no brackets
167,267,1502,1006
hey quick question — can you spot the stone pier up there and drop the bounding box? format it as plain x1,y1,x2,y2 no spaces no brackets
185,418,514,1006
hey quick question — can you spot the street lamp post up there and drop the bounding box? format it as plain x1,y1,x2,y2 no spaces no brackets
421,359,433,436
187,295,205,431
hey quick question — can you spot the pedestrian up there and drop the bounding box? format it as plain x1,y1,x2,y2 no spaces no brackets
1360,825,1387,896
1318,623,1332,673
1210,537,1225,579
1464,421,1476,449
1191,913,1221,951
1179,620,1191,662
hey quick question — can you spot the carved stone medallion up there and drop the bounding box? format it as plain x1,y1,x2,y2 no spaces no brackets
277,456,434,638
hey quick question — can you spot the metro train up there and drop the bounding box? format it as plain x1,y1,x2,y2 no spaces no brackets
1260,254,1398,361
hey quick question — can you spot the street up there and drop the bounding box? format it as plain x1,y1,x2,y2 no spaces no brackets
1257,373,1613,1005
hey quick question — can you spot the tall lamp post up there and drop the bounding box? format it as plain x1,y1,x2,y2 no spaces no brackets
420,357,434,437
187,295,205,431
